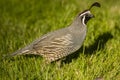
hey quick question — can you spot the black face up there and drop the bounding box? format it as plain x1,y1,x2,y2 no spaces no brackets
84,13,94,24
80,11,94,24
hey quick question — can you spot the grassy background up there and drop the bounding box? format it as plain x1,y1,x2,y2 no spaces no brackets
0,0,120,80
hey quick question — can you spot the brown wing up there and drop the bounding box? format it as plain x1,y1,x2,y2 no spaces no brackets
33,34,74,62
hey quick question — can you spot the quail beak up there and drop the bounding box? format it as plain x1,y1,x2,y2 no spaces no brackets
92,15,95,18
90,14,95,18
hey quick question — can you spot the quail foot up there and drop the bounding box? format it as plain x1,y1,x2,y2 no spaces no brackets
7,2,101,63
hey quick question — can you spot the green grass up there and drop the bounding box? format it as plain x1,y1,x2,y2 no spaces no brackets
0,0,120,80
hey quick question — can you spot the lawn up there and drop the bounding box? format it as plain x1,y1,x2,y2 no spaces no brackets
0,0,120,80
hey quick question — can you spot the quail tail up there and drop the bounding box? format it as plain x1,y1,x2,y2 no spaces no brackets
10,48,30,57
2,46,32,60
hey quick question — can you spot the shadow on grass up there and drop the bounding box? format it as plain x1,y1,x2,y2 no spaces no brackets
63,32,113,64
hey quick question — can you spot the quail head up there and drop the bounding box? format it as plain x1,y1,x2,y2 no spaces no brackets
8,2,101,63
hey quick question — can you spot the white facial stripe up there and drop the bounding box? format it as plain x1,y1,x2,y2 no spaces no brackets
80,11,91,17
82,15,86,25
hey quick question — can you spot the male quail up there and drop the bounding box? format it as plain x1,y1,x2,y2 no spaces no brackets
8,2,101,63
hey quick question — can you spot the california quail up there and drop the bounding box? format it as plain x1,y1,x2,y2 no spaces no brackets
8,2,101,63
